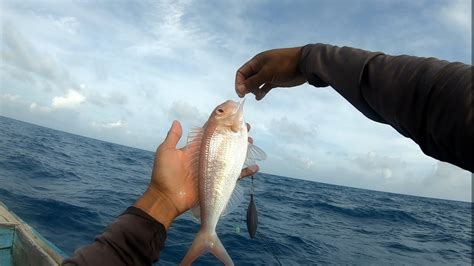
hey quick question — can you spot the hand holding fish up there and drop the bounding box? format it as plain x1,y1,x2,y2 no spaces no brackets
134,120,259,230
235,47,307,100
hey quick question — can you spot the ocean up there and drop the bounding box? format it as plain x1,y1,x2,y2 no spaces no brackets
0,116,471,265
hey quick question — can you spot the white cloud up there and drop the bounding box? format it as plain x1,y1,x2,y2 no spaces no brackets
30,102,51,113
52,89,86,109
269,116,318,143
439,0,471,36
2,94,20,102
168,100,207,126
92,119,125,129
416,161,471,201
50,16,79,34
1,0,471,201
88,91,129,107
1,23,80,93
128,1,195,57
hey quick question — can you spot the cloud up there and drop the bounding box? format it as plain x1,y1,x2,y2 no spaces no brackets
416,161,471,202
50,16,79,34
269,116,317,143
30,102,51,113
128,0,211,58
1,23,79,92
353,151,407,174
52,90,86,109
88,91,129,107
92,119,125,129
1,0,471,202
168,100,207,126
1,94,20,102
439,0,471,36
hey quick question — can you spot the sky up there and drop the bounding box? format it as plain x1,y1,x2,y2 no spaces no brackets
0,0,472,202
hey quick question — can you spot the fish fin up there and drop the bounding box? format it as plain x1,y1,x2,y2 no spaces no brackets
244,143,267,167
181,231,233,266
221,183,244,217
184,127,204,182
190,204,201,222
185,128,203,224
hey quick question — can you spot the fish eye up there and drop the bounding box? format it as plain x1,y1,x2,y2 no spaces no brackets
217,108,224,114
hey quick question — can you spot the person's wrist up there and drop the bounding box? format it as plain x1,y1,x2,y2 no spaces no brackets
133,186,179,230
297,44,311,78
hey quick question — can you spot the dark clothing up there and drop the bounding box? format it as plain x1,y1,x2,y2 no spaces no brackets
62,207,166,266
63,44,473,265
300,44,473,172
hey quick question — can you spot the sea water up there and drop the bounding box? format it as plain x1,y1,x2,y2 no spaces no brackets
0,116,471,265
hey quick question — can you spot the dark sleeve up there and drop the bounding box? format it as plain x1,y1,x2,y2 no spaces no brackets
62,207,167,266
299,43,473,172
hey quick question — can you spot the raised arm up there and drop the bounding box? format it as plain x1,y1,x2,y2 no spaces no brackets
63,121,259,265
236,44,473,172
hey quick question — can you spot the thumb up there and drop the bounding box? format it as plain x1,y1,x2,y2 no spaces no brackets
162,120,182,149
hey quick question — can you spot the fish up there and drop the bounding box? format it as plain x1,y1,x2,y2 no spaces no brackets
181,99,266,265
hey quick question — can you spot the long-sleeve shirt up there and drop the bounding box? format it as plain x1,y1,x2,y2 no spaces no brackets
62,207,167,266
300,44,473,172
63,43,473,266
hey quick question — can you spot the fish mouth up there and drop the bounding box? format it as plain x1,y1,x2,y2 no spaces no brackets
234,98,245,115
230,98,245,131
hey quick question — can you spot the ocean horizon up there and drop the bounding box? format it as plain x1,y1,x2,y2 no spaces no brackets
0,115,472,265
1,115,469,204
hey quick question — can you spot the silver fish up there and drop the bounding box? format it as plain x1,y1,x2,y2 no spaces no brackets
181,99,266,265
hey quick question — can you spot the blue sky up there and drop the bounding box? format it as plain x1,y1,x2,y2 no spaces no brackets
1,0,471,201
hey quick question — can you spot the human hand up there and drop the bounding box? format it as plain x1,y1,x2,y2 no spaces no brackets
235,47,307,100
134,121,259,229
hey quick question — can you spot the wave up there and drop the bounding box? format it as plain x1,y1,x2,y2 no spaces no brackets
0,116,471,265
312,202,424,224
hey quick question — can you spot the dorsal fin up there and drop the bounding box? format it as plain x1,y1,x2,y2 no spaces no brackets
184,127,204,181
184,127,204,223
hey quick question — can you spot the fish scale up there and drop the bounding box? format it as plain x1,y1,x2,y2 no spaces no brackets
181,99,266,266
201,127,247,231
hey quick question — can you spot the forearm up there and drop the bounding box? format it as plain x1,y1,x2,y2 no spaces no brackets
62,207,167,266
299,43,473,172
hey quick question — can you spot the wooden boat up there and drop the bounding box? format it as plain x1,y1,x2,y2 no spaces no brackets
0,201,65,265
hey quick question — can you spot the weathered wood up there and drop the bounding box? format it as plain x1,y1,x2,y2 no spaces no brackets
0,248,13,266
0,226,14,249
1,202,64,265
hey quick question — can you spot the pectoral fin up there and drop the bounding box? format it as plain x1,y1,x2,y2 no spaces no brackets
244,143,267,167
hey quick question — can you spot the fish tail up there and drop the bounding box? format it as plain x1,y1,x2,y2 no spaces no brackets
180,230,233,266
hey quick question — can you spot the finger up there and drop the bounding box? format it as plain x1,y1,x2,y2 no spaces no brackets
239,165,259,180
255,83,275,101
248,136,253,144
161,120,182,149
235,55,263,97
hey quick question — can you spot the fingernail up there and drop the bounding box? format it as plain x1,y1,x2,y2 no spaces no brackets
248,165,259,172
237,84,246,96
